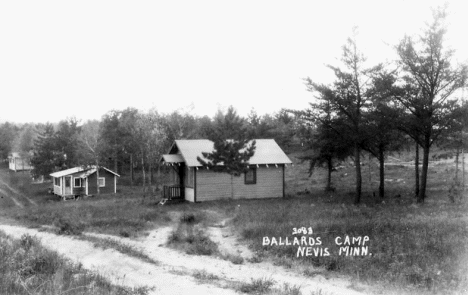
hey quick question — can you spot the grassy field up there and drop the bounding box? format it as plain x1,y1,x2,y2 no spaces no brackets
0,152,467,294
0,231,149,295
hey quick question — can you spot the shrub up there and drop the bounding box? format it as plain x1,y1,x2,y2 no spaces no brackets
119,230,130,238
185,233,218,256
18,252,60,279
223,253,244,265
193,270,219,281
168,222,219,256
279,283,302,295
53,217,84,235
19,234,37,251
448,180,463,203
239,277,275,294
181,213,196,224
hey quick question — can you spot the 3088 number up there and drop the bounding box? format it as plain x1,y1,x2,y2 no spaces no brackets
292,227,313,235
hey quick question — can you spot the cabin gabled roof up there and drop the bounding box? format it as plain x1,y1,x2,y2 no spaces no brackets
50,166,120,178
8,152,33,159
162,139,292,167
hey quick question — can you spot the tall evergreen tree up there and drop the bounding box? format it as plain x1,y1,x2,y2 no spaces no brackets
197,106,256,198
363,70,404,198
31,123,57,178
305,32,380,204
396,7,467,202
0,122,18,160
54,118,82,169
100,111,122,173
119,108,140,186
298,88,351,191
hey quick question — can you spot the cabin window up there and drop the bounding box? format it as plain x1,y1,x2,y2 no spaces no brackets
74,178,82,187
98,177,105,187
245,167,257,184
54,178,60,186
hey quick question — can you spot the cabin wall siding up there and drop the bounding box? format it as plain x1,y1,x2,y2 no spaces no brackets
87,169,115,195
9,158,32,172
195,166,283,202
53,181,61,195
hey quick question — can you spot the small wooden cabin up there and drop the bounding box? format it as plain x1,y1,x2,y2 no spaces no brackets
8,152,33,172
160,139,292,202
50,166,119,199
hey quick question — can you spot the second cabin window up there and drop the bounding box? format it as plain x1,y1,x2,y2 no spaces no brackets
74,178,82,187
98,177,105,187
244,167,256,184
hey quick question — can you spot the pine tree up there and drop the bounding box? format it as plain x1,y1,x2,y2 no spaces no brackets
297,86,351,192
305,32,380,204
396,7,467,202
197,106,256,198
31,123,57,178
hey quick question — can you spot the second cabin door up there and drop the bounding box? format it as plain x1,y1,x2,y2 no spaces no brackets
64,176,72,195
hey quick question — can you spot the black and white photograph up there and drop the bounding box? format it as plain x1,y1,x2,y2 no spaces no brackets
0,1,467,294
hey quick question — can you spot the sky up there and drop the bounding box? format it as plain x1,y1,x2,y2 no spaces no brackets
1,0,467,124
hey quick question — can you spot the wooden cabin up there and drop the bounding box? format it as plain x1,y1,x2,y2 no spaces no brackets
8,152,33,172
50,166,119,199
160,139,292,202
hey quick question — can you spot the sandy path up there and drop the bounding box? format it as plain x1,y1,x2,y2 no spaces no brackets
0,225,237,295
206,224,254,260
0,223,369,295
86,227,368,295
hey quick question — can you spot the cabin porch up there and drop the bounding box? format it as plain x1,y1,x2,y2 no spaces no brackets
162,184,185,200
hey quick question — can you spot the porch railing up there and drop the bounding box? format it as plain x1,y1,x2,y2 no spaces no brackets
163,185,184,200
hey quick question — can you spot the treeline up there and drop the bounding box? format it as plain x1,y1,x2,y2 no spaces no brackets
1,8,467,204
297,9,468,203
0,107,299,186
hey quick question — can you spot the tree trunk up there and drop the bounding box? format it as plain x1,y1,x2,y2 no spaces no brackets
130,154,134,187
415,142,419,198
462,148,465,190
148,161,152,191
326,157,332,191
141,156,146,196
379,146,385,198
455,147,459,182
368,154,372,191
418,139,430,203
114,153,118,175
354,143,362,204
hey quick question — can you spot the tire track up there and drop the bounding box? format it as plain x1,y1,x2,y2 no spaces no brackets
0,187,24,208
0,225,238,295
0,178,38,206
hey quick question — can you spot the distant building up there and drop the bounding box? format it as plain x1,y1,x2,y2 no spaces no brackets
160,139,292,202
8,152,33,172
50,166,119,200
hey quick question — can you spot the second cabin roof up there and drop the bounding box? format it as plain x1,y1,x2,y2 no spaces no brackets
50,166,120,178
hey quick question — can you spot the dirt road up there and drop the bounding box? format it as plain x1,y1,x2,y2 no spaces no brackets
0,223,369,295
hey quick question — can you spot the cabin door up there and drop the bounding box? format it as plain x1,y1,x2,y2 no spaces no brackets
64,176,72,195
